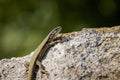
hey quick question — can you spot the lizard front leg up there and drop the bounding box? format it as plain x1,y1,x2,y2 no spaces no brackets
36,60,49,75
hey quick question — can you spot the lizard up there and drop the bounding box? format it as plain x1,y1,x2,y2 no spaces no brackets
28,26,62,80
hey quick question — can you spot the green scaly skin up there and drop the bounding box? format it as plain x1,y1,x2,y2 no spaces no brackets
28,26,62,80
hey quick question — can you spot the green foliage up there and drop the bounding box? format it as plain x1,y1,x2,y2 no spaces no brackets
0,0,119,59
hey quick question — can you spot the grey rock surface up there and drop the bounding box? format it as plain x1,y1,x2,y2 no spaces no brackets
0,26,120,80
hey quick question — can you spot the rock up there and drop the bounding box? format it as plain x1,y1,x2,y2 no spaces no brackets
0,26,120,80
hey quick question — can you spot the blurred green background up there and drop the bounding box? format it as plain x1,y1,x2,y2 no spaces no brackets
0,0,119,59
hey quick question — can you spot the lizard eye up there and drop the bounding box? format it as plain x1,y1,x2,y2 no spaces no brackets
48,26,62,41
52,26,62,35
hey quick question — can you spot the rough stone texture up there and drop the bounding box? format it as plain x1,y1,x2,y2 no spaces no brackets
0,26,120,80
